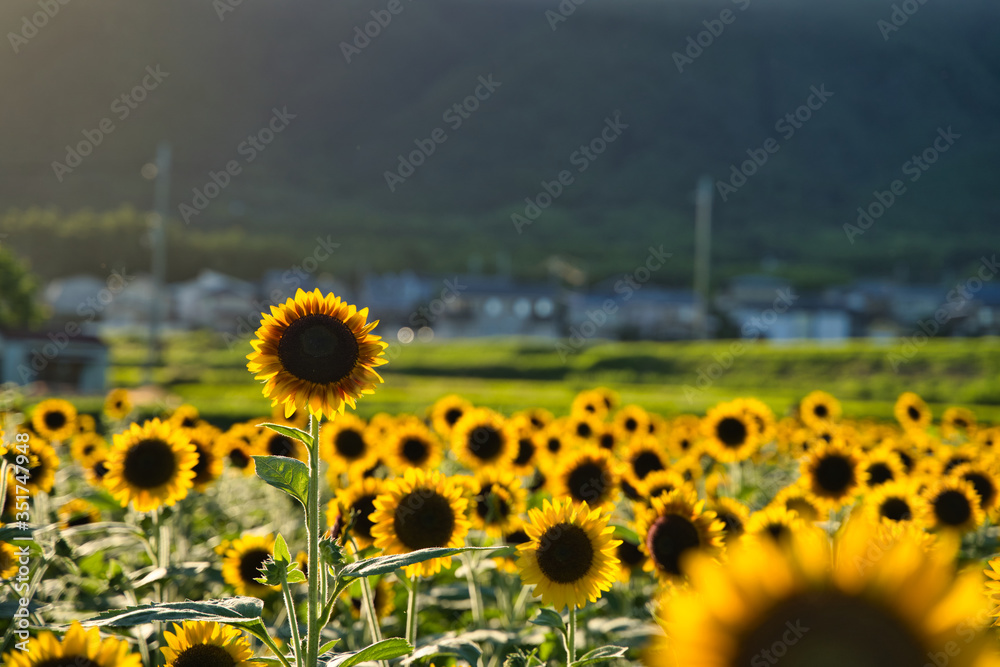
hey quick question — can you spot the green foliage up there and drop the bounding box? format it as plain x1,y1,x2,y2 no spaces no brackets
253,455,310,507
0,244,43,327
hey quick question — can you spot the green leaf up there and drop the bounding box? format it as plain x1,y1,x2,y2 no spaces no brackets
572,645,628,666
322,637,412,666
611,524,640,544
531,608,566,632
339,546,501,581
253,455,310,507
319,639,341,654
258,422,314,448
285,568,306,584
81,597,264,628
504,649,544,667
273,533,291,564
402,637,482,665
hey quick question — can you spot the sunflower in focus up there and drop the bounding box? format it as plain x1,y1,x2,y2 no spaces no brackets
31,398,77,441
800,440,862,511
103,388,132,421
247,288,388,418
517,498,621,610
895,392,932,432
382,419,442,473
471,468,526,537
646,517,995,667
635,488,724,583
58,498,101,529
104,419,197,512
161,620,259,667
942,406,977,441
552,446,621,509
222,534,279,596
799,390,841,429
921,478,985,534
3,621,142,667
430,394,473,438
451,408,516,470
320,413,377,474
70,432,108,467
328,477,385,550
701,402,760,463
370,468,470,577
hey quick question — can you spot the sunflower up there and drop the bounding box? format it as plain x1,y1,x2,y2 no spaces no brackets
319,413,378,475
23,440,59,494
551,446,621,509
769,485,822,522
942,406,978,441
976,427,1000,451
571,388,613,420
864,481,928,524
31,398,77,442
621,436,668,481
940,444,980,476
635,488,724,583
161,620,259,667
859,448,906,489
705,496,750,543
615,535,648,584
430,394,474,438
701,402,760,463
743,506,810,545
75,413,97,435
169,404,202,430
273,403,311,431
350,576,396,620
216,429,256,476
738,397,776,445
381,420,443,473
672,455,704,485
646,516,996,667
255,425,307,461
1,538,19,578
84,456,111,487
664,415,703,459
565,412,602,446
922,478,985,534
494,522,532,574
451,408,516,470
471,469,527,537
637,469,689,503
104,419,198,512
534,420,569,467
894,391,932,432
513,407,555,434
70,432,108,467
799,390,842,430
247,288,388,418
593,422,620,453
509,424,540,475
186,425,224,491
222,534,279,596
516,498,620,610
104,388,132,421
613,404,650,441
370,468,470,577
3,622,142,667
952,462,1000,518
58,498,101,529
799,440,862,511
328,477,385,550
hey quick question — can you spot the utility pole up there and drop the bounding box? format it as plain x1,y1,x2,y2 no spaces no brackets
693,175,713,339
145,142,171,385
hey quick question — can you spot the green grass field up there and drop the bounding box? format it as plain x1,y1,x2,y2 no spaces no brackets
53,331,1000,426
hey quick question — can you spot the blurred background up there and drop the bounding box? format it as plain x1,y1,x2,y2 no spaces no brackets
1,0,998,419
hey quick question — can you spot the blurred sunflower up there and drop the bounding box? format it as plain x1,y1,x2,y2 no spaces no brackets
635,488,724,583
23,440,58,494
513,407,554,434
615,536,648,583
350,576,396,620
451,408,516,470
942,406,977,441
770,485,822,522
255,426,306,461
222,534,279,596
738,397,776,445
103,388,132,421
534,419,569,466
976,427,1000,450
800,440,862,511
565,412,602,446
370,468,470,577
84,456,110,487
509,425,540,475
4,623,142,667
922,478,985,534
895,392,932,432
940,444,979,476
246,288,388,418
1,539,18,578
613,404,650,441
517,498,620,610
859,448,906,490
701,402,759,463
571,388,613,420
552,446,621,509
621,436,668,482
430,394,473,438
799,390,841,430
31,398,77,442
705,496,750,543
75,413,97,435
58,498,101,529
382,420,442,473
186,425,224,492
637,469,689,503
864,481,927,524
104,419,197,512
593,422,620,453
320,413,377,474
169,404,201,430
646,517,995,667
744,506,810,545
161,620,258,667
328,477,385,550
471,469,526,537
216,430,256,476
493,522,531,574
664,415,703,459
70,432,108,467
951,462,1000,518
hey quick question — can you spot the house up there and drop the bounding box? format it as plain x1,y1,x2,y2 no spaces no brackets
565,285,699,341
428,275,559,338
173,270,258,331
0,330,108,393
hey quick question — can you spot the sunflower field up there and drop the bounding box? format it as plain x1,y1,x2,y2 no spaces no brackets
5,289,1000,667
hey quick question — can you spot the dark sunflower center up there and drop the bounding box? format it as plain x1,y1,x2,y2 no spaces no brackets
624,417,638,432
716,511,744,538
191,444,212,482
335,430,366,459
717,417,748,447
964,473,995,507
444,408,464,426
43,410,67,430
505,528,530,547
866,463,893,486
401,438,430,464
267,434,296,457
393,490,456,549
933,489,972,526
277,313,360,385
228,448,250,468
82,443,96,456
92,460,109,480
475,486,511,522
954,418,968,429
172,643,237,667
599,433,615,450
239,548,270,584
814,455,854,495
536,523,594,583
647,514,701,576
514,438,535,466
732,591,926,667
352,495,378,540
585,403,597,413
576,421,593,438
879,497,912,522
906,405,920,421
181,417,197,428
679,437,691,452
648,481,677,500
617,539,645,567
567,461,609,503
896,450,913,472
632,451,664,480
35,659,99,667
764,522,791,542
468,426,503,461
943,457,971,475
813,404,828,418
785,498,818,521
547,437,561,453
122,439,176,488
66,513,94,527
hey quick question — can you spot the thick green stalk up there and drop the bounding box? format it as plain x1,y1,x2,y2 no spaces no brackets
279,573,304,667
405,574,419,648
306,415,323,666
567,607,577,665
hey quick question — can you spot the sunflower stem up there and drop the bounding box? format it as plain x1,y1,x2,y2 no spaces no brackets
462,551,484,626
306,414,323,667
567,607,577,665
406,574,419,648
279,571,305,667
